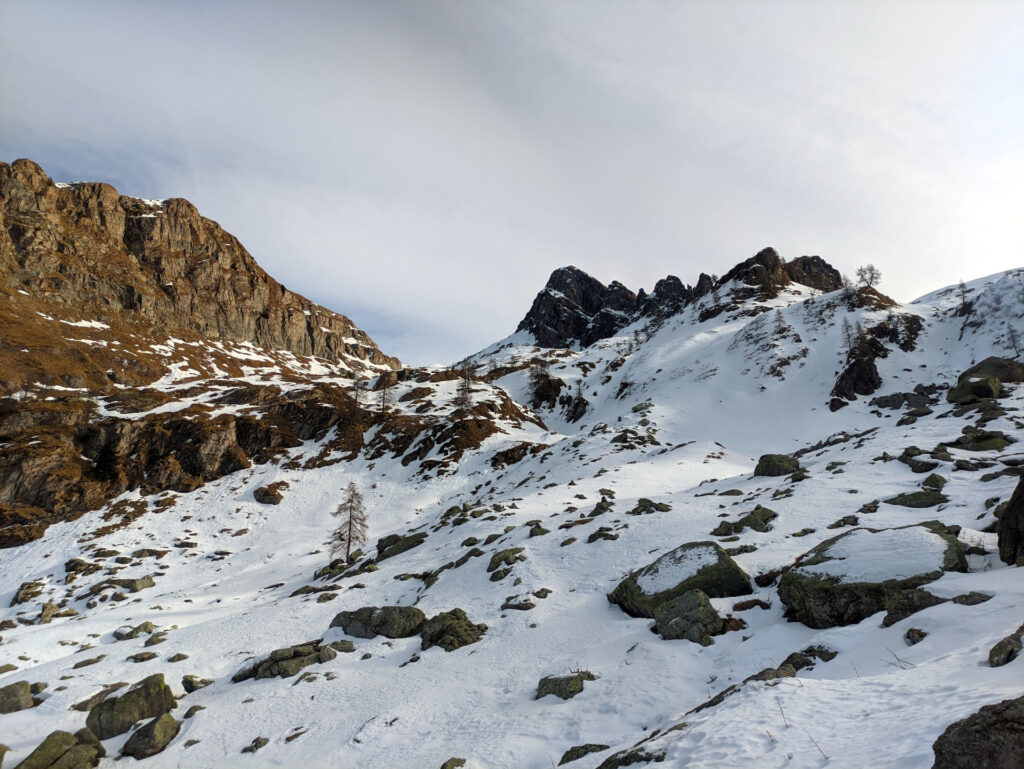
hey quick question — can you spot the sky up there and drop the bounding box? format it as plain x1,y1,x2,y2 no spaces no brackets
2,1,1022,365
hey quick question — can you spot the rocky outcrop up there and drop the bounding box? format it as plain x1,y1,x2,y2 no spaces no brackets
517,250,844,349
931,695,1024,769
12,729,105,769
232,639,348,682
516,266,639,348
85,673,176,740
0,159,398,396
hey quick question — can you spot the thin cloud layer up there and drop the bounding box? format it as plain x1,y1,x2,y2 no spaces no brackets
2,0,1022,364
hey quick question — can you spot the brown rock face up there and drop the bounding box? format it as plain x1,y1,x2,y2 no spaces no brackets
0,158,398,394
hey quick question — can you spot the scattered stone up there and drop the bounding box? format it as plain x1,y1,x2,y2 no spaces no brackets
420,609,487,652
559,744,610,765
241,737,268,754
184,705,205,719
628,498,671,515
121,713,180,759
182,675,212,693
85,673,177,740
711,505,776,536
952,592,992,606
167,653,188,663
732,598,770,612
114,622,155,641
439,759,466,769
127,652,158,663
253,484,284,505
884,490,948,508
827,515,859,529
905,628,928,645
536,670,596,700
12,581,44,606
375,531,428,562
931,695,1024,769
780,645,838,671
329,606,426,639
72,655,105,669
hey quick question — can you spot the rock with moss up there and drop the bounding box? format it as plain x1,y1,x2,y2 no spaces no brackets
595,747,666,769
536,670,596,700
777,521,967,629
375,532,428,562
559,744,610,765
439,759,466,769
945,427,1015,453
181,675,212,693
85,673,176,740
12,729,105,769
931,694,1024,769
884,490,948,508
0,680,33,714
608,541,752,619
420,609,487,652
629,498,671,515
754,454,800,477
114,621,155,641
329,606,426,639
121,713,180,759
652,589,724,645
232,639,344,682
712,506,777,536
989,624,1024,667
487,547,526,574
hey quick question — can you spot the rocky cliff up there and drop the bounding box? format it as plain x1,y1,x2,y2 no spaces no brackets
514,248,844,349
0,159,399,394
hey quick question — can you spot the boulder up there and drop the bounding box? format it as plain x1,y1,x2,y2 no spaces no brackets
996,476,1024,565
559,744,610,765
608,541,752,619
11,729,104,769
232,639,343,682
651,589,725,645
120,713,180,759
375,532,428,561
0,680,33,714
947,377,1001,405
753,454,800,477
536,671,596,700
932,695,1024,769
329,606,426,639
988,624,1024,667
253,484,283,505
778,522,967,629
85,673,176,739
420,609,487,652
114,621,155,641
181,675,212,693
884,490,948,508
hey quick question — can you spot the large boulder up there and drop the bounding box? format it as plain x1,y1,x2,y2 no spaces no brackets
652,589,725,645
232,639,344,682
988,623,1024,667
12,729,104,769
375,532,428,561
535,671,595,701
85,673,176,740
0,680,33,714
753,454,800,477
947,357,1024,405
608,541,752,618
931,695,1024,769
329,606,426,639
120,713,180,759
420,609,487,652
778,522,967,629
996,475,1024,565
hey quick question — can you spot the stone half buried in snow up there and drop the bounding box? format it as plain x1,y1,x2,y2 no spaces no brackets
608,541,752,618
777,521,967,629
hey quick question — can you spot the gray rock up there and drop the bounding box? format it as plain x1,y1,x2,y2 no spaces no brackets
932,695,1024,769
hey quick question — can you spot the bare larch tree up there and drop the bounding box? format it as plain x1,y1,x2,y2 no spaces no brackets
331,481,368,562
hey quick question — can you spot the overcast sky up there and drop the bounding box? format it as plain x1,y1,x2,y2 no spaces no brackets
2,1,1022,364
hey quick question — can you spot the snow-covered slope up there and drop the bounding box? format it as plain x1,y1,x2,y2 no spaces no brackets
1,265,1022,769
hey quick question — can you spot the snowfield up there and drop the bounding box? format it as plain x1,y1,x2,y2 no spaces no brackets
1,269,1022,769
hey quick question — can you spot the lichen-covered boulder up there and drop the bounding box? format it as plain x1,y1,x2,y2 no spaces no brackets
753,454,800,477
12,729,105,769
536,671,596,700
932,695,1024,769
420,609,487,652
0,679,33,714
375,531,428,561
608,541,752,618
85,673,176,740
652,589,725,645
329,606,426,639
559,744,610,765
989,624,1024,667
232,639,344,682
114,621,155,641
120,713,180,759
778,521,967,629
